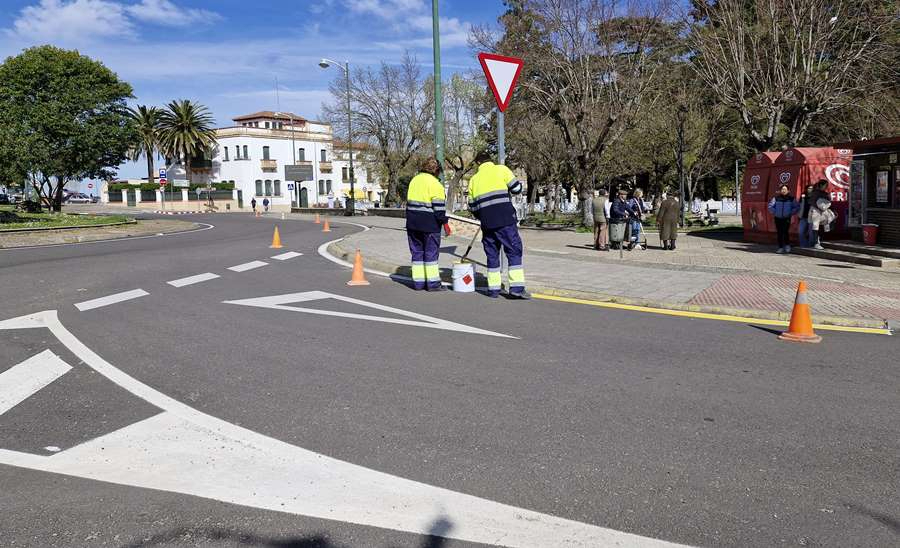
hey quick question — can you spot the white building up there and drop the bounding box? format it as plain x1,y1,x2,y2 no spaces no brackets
332,140,384,204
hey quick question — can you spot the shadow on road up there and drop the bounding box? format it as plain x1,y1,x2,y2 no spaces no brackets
846,502,900,535
120,517,454,548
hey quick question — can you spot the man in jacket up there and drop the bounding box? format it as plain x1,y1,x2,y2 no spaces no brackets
592,189,609,250
406,158,447,291
468,162,529,299
608,189,631,250
656,193,680,250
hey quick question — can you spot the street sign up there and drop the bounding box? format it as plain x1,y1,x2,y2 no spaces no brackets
174,179,189,188
285,165,314,182
159,180,167,187
159,168,167,179
477,53,523,113
287,183,295,191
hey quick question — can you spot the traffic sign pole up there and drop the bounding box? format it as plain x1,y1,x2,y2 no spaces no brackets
498,111,505,165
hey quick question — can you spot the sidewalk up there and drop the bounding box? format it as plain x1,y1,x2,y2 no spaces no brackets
324,215,900,329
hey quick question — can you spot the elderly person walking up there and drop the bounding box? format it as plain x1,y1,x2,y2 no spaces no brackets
808,179,834,250
656,192,681,250
626,188,647,250
592,189,609,250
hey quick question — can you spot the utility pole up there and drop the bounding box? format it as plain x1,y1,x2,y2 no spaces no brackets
677,106,686,227
346,61,355,215
432,0,445,177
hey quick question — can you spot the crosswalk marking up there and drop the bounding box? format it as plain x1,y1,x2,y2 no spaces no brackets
0,350,71,416
75,289,149,311
271,251,303,261
167,273,220,287
227,260,268,272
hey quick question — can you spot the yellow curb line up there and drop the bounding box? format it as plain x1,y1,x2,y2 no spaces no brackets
532,294,892,336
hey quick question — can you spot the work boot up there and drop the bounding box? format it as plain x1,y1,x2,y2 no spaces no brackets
507,290,532,300
427,285,448,292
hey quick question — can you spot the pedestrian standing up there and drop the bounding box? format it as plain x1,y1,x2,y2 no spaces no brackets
250,197,257,213
468,161,529,299
798,184,814,247
657,192,680,250
808,179,832,250
768,184,800,253
592,189,609,251
405,158,447,291
627,188,646,250
262,197,270,213
608,189,631,250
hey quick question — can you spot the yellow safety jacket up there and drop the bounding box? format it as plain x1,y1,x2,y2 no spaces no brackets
467,162,522,229
406,172,447,232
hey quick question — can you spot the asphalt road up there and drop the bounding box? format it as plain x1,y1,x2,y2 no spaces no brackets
0,212,897,548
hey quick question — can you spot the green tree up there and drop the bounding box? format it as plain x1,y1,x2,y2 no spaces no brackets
158,99,216,185
127,105,163,185
0,45,134,211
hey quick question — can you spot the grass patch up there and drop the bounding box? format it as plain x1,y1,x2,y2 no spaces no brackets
0,206,131,231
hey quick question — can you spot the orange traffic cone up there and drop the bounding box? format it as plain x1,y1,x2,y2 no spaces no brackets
269,226,283,249
255,209,260,218
315,213,321,224
347,249,370,286
322,218,331,232
778,281,822,343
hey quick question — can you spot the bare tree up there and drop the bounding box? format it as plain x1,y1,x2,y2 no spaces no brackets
690,0,897,151
324,53,431,206
442,74,493,211
475,0,676,225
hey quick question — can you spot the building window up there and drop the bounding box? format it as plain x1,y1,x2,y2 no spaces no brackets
262,146,270,160
298,148,305,161
224,147,229,161
264,121,270,129
320,149,327,162
274,180,281,197
342,167,348,181
264,180,272,196
326,180,332,193
255,180,263,196
243,145,248,159
318,179,325,195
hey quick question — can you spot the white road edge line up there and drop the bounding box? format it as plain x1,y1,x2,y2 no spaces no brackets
227,260,268,272
0,349,71,416
0,222,215,252
167,272,220,287
317,234,451,286
75,289,149,311
271,251,303,260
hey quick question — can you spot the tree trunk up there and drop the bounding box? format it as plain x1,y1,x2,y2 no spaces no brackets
146,152,155,185
52,177,64,212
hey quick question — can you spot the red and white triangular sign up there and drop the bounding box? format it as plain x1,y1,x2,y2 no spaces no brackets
478,53,524,113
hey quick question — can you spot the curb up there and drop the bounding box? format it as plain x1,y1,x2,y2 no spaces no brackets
0,219,137,233
329,238,889,331
153,210,211,215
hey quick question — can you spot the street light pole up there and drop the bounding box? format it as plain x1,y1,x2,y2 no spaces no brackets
677,107,686,227
319,58,355,216
275,111,297,206
431,0,445,176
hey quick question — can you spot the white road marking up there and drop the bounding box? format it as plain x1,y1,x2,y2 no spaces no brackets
0,222,215,252
227,260,267,272
0,350,71,416
317,236,450,286
0,310,685,548
167,272,220,287
270,251,303,260
224,290,516,339
530,247,570,255
74,289,149,311
44,446,61,452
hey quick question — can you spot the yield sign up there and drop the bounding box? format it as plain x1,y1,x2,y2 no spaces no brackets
478,52,524,112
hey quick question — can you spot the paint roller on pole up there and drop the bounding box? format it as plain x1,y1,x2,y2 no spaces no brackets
477,53,524,166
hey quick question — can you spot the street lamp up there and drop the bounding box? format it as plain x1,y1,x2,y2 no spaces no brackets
676,105,687,227
274,111,297,207
319,57,355,216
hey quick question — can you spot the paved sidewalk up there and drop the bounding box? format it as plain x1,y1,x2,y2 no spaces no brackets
323,215,900,328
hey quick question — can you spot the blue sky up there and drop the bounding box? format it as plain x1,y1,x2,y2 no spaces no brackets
0,0,504,179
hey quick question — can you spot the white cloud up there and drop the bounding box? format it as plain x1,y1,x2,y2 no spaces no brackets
343,0,471,47
6,0,134,42
126,0,221,26
344,0,422,20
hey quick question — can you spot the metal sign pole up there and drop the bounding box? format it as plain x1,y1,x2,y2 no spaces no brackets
498,110,505,165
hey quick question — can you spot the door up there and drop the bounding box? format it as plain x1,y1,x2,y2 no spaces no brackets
300,187,308,208
237,189,243,209
126,189,136,207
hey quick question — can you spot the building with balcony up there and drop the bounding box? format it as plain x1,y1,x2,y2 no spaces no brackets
332,141,384,204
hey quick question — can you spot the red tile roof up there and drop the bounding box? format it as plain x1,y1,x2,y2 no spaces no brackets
232,111,306,122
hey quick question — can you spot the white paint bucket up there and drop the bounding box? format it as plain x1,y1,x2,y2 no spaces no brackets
452,262,475,293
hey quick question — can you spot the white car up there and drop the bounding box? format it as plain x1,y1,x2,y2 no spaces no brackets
65,193,92,204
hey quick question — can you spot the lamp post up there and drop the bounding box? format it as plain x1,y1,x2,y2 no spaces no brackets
676,105,687,227
274,111,297,206
319,58,354,216
431,0,445,176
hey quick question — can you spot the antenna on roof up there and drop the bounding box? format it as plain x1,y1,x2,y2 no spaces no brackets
275,76,281,112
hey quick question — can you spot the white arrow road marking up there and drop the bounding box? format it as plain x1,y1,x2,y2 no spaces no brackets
227,260,268,272
0,350,71,416
271,251,303,260
167,272,220,287
224,291,517,339
75,289,149,311
0,311,687,548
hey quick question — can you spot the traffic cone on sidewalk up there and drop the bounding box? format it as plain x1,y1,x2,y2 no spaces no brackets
347,249,370,286
315,213,321,224
269,226,283,249
778,281,822,343
322,218,331,232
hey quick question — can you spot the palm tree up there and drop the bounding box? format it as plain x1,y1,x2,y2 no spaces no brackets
158,100,216,185
126,105,162,185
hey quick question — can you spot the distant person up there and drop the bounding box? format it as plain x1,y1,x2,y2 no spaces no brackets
627,188,646,250
250,197,257,213
262,197,270,213
808,179,833,250
797,184,814,247
608,189,631,250
657,192,680,250
592,189,609,251
768,184,800,253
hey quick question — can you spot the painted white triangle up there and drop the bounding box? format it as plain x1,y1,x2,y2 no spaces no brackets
484,58,520,105
223,291,517,339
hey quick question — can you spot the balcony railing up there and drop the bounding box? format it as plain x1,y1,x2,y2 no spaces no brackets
319,161,333,172
260,159,277,171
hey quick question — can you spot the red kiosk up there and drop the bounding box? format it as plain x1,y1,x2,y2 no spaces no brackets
742,148,852,243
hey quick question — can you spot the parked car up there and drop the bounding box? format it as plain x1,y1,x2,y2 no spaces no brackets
0,194,10,205
65,192,92,204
